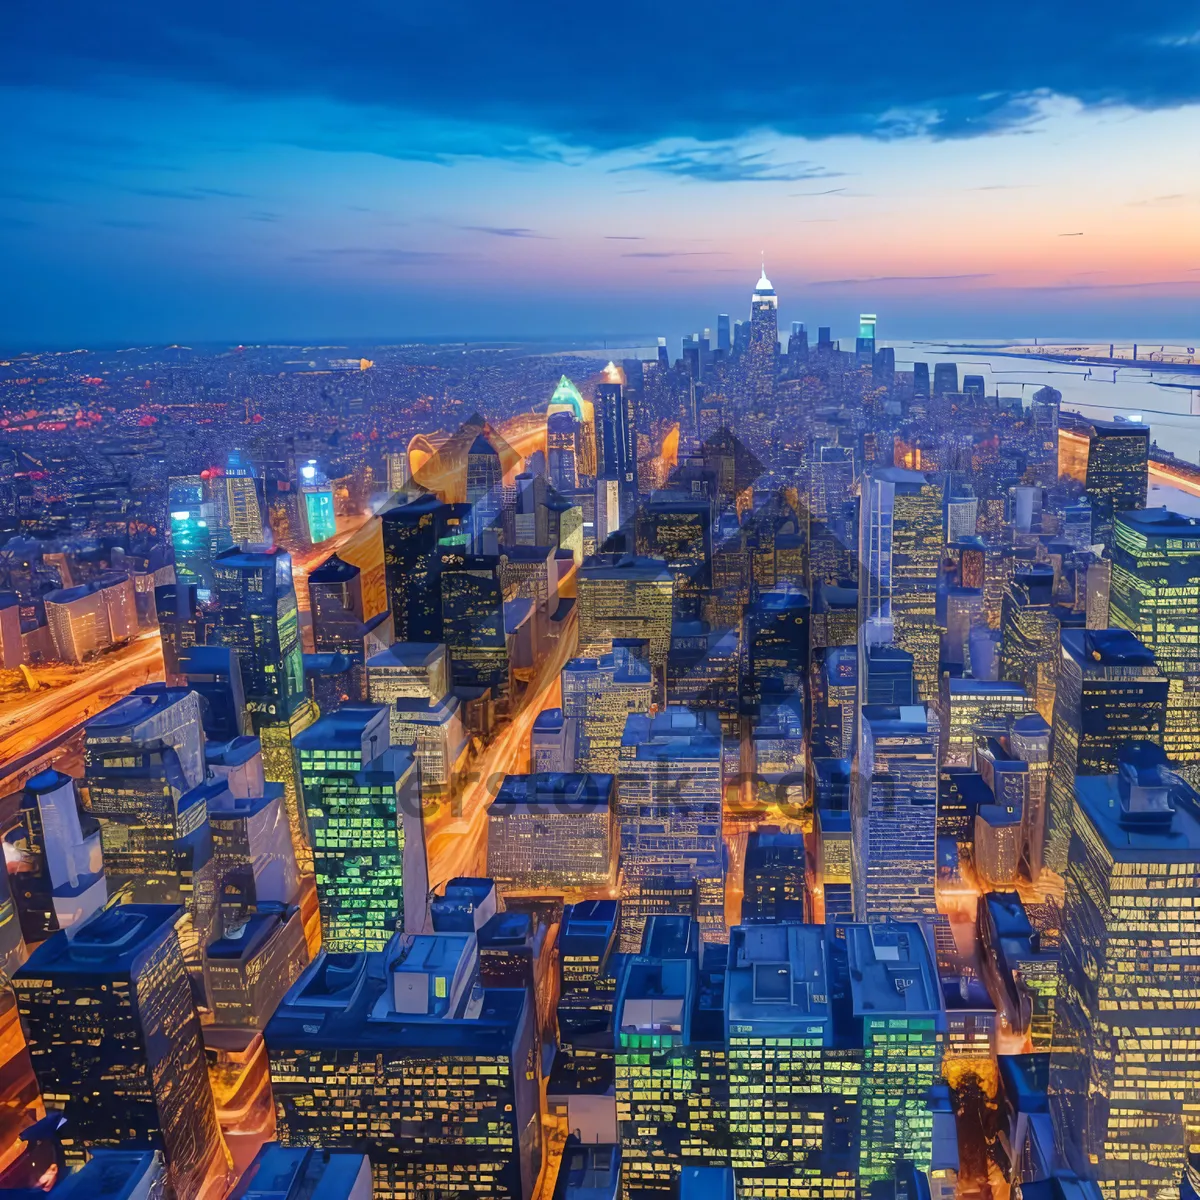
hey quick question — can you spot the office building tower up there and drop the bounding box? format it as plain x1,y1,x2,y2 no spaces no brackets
548,411,581,493
860,468,944,702
83,689,218,989
1045,628,1168,875
864,643,916,707
946,492,978,543
309,554,391,693
176,645,248,742
741,828,807,923
811,582,858,655
636,496,713,617
912,362,931,398
1085,419,1149,544
530,707,576,773
962,374,985,396
44,572,138,663
667,621,739,738
1050,750,1200,1197
466,432,504,551
594,373,638,517
932,363,958,395
211,545,306,725
294,703,427,949
1004,711,1052,881
267,934,540,1199
813,644,857,758
440,554,510,696
562,641,653,772
999,563,1067,721
205,905,307,1028
297,460,337,545
169,473,210,586
577,554,674,672
367,641,466,793
487,772,617,892
838,922,945,1183
939,677,1028,768
717,314,731,354
978,893,1058,1052
852,704,939,921
814,758,853,919
206,737,300,918
618,708,725,945
745,266,779,443
856,313,877,365
6,769,106,943
232,1144,372,1200
382,495,468,642
747,586,810,702
811,446,855,521
1111,508,1200,778
552,1140,620,1200
13,906,230,1197
723,923,857,1190
218,456,267,545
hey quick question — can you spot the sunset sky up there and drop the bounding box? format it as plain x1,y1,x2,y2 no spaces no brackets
3,1,1200,346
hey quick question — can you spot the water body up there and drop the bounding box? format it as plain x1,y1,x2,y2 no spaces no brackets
890,339,1200,465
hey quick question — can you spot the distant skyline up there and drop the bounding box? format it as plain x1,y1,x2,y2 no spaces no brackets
3,1,1200,346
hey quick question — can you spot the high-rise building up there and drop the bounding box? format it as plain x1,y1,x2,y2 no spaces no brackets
740,828,807,923
294,703,427,950
577,554,674,674
367,642,466,792
747,586,810,705
1044,628,1168,875
999,562,1069,721
1110,508,1200,779
530,707,576,773
856,313,877,366
381,495,471,642
562,641,654,773
594,372,638,520
44,572,138,663
267,935,541,1199
547,411,581,493
386,449,411,493
232,1144,372,1200
837,921,945,1184
83,689,219,991
717,314,731,354
211,545,306,726
440,554,509,696
860,468,944,702
852,704,939,921
487,772,617,892
939,677,1028,768
1050,749,1200,1197
14,906,230,1198
7,768,106,942
636,496,712,617
466,432,504,552
744,266,779,447
1084,419,1149,544
618,708,725,945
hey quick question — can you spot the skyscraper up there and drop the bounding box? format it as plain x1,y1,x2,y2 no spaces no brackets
267,935,540,1199
1044,627,1168,875
594,371,638,520
1084,418,1149,545
82,688,219,992
1110,508,1200,779
1050,749,1200,1197
577,554,674,675
14,905,231,1198
744,265,779,448
211,545,306,726
562,641,654,772
381,495,470,642
618,708,725,945
999,562,1067,721
852,704,939,921
466,431,505,552
294,703,427,950
859,468,944,702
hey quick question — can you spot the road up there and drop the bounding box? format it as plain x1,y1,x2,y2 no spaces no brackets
0,633,164,790
423,608,579,892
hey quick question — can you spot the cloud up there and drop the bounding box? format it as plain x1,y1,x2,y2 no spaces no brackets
809,273,992,286
459,225,550,239
300,246,465,266
621,250,728,259
7,3,1200,154
967,184,1032,191
789,187,848,196
615,146,843,183
248,210,281,221
605,235,644,240
101,218,163,229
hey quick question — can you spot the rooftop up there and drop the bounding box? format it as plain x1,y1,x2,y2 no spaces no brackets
726,924,831,1036
843,922,942,1018
493,772,615,809
15,905,180,980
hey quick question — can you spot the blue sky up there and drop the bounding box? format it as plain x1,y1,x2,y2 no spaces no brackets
3,1,1200,347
